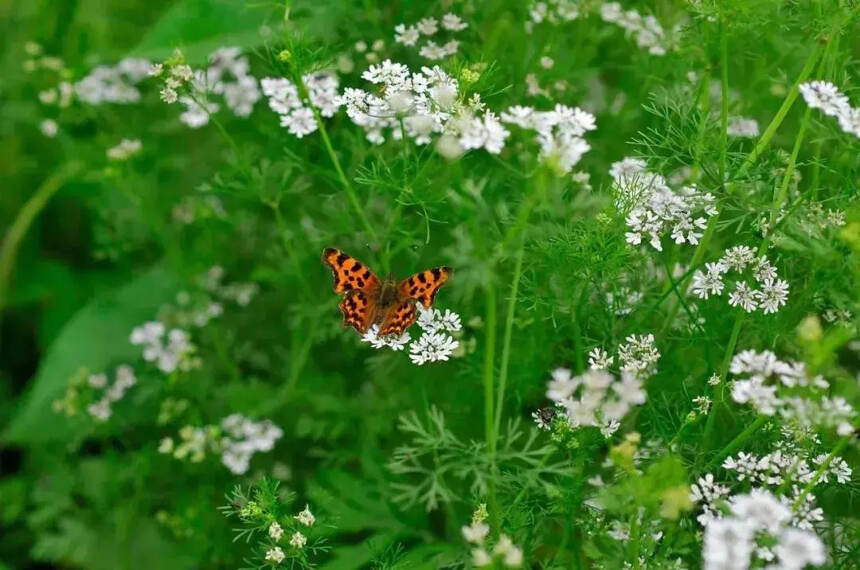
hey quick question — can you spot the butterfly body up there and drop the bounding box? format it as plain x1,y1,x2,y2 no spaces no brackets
322,248,452,337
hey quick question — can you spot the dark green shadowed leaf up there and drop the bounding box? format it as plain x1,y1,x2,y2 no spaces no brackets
4,265,179,445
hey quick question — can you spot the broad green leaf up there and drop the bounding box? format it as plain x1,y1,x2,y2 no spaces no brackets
129,0,281,64
3,265,178,445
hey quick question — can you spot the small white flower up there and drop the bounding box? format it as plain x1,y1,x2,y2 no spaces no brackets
289,531,307,549
587,348,614,370
461,522,489,543
416,17,439,36
408,331,459,365
39,119,58,138
160,87,178,104
294,505,315,527
394,24,420,46
837,106,860,138
799,81,850,117
775,527,826,569
727,116,759,138
691,263,726,299
265,546,286,563
728,281,758,312
158,437,174,453
472,548,492,566
441,13,468,31
148,63,163,77
755,278,789,314
269,521,284,541
171,64,193,82
87,399,112,421
88,373,108,388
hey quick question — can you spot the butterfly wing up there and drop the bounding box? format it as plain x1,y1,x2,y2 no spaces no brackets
378,301,417,337
322,248,381,334
322,247,380,294
339,290,375,334
397,267,453,308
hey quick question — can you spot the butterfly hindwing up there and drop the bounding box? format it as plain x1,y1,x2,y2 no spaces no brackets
322,248,380,294
397,267,453,308
339,290,376,334
378,300,417,337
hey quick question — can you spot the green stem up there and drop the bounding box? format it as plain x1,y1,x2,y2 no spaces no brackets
718,311,745,382
702,310,745,443
290,71,377,242
482,283,500,529
704,415,768,472
734,41,823,181
493,240,526,441
718,4,729,186
571,283,586,372
0,163,80,313
770,107,811,225
314,107,377,241
268,200,312,296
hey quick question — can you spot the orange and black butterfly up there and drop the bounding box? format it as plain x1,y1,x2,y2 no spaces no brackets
322,247,452,336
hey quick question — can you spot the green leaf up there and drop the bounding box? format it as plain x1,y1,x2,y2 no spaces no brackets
129,0,281,64
3,265,179,445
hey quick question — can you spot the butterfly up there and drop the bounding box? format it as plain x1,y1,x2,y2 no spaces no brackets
322,247,453,336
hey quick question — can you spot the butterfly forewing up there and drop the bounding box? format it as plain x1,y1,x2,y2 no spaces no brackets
397,267,453,308
323,248,381,334
322,247,380,294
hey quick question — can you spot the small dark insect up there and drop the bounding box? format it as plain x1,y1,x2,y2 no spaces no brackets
533,407,557,430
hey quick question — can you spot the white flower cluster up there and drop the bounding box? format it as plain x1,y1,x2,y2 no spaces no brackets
528,0,581,26
266,510,313,562
106,138,142,161
85,365,137,421
727,116,759,138
799,80,860,138
545,368,646,437
462,506,522,567
23,41,65,74
342,60,509,154
261,72,340,137
703,489,826,570
540,335,659,436
157,47,261,128
159,425,219,463
160,415,283,474
500,104,597,173
130,321,200,374
605,286,643,316
204,47,261,117
361,306,462,365
616,333,661,376
394,13,467,60
75,58,152,105
725,450,851,488
691,246,789,314
610,157,718,251
38,81,74,108
198,265,259,308
693,442,851,535
729,349,856,435
600,3,678,56
220,413,284,474
40,119,58,138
